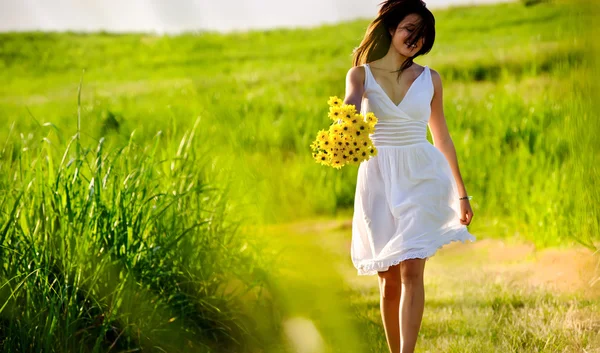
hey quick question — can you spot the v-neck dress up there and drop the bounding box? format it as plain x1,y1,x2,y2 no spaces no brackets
351,63,476,276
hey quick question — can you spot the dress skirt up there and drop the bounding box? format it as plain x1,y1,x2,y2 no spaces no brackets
351,141,476,276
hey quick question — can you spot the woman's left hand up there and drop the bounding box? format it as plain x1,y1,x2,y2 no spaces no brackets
459,199,473,226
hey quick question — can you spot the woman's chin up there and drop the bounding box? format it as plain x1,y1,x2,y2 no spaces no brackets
395,44,415,56
398,49,415,57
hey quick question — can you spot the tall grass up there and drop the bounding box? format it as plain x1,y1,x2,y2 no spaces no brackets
0,105,284,351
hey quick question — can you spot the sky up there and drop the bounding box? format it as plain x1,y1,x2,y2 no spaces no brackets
0,0,514,34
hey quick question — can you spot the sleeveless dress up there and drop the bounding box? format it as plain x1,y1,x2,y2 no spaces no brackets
351,63,476,276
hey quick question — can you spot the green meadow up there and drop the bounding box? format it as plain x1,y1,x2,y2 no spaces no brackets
0,0,598,351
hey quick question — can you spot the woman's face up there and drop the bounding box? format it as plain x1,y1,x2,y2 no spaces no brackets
389,13,425,57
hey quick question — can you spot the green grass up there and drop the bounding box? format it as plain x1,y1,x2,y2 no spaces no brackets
0,0,599,351
1,0,597,249
0,118,285,351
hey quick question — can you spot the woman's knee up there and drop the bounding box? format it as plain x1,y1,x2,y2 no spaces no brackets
377,264,401,299
400,258,425,284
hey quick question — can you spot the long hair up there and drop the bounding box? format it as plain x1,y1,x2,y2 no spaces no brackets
352,0,435,75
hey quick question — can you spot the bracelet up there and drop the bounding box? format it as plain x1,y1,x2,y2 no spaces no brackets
459,196,472,200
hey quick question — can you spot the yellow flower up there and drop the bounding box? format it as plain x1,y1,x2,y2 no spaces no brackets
319,137,333,150
342,104,357,117
331,134,345,149
368,145,378,157
328,106,344,121
329,124,342,135
317,129,329,142
341,114,353,125
351,120,371,138
366,112,378,125
340,152,350,164
348,140,361,153
314,95,379,169
315,151,329,165
342,133,354,144
330,151,342,163
310,139,319,151
339,121,356,136
331,158,344,169
355,147,367,160
346,145,356,159
359,120,370,133
328,96,343,107
366,122,375,134
347,152,362,165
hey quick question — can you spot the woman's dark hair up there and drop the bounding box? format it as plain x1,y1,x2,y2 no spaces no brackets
352,0,435,75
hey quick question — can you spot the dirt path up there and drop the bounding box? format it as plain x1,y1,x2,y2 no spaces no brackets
261,218,600,352
282,217,600,299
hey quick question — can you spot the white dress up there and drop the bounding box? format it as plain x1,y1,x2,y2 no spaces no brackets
351,63,476,276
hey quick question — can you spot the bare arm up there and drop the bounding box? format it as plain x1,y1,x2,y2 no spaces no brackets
344,66,366,113
428,69,473,224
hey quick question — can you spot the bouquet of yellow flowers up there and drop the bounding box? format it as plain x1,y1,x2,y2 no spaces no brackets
311,96,378,169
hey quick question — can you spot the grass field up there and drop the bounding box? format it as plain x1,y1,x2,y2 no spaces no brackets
0,0,599,351
1,0,598,248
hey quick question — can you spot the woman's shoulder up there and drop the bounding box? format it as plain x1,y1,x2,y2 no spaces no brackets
346,65,367,87
426,65,440,79
426,66,442,89
347,64,367,76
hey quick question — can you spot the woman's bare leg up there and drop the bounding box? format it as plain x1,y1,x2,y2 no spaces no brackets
399,258,426,353
377,263,402,353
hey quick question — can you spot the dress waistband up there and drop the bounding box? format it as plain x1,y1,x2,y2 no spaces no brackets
369,120,428,147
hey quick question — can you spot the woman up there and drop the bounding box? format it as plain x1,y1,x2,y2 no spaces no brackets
345,0,476,352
